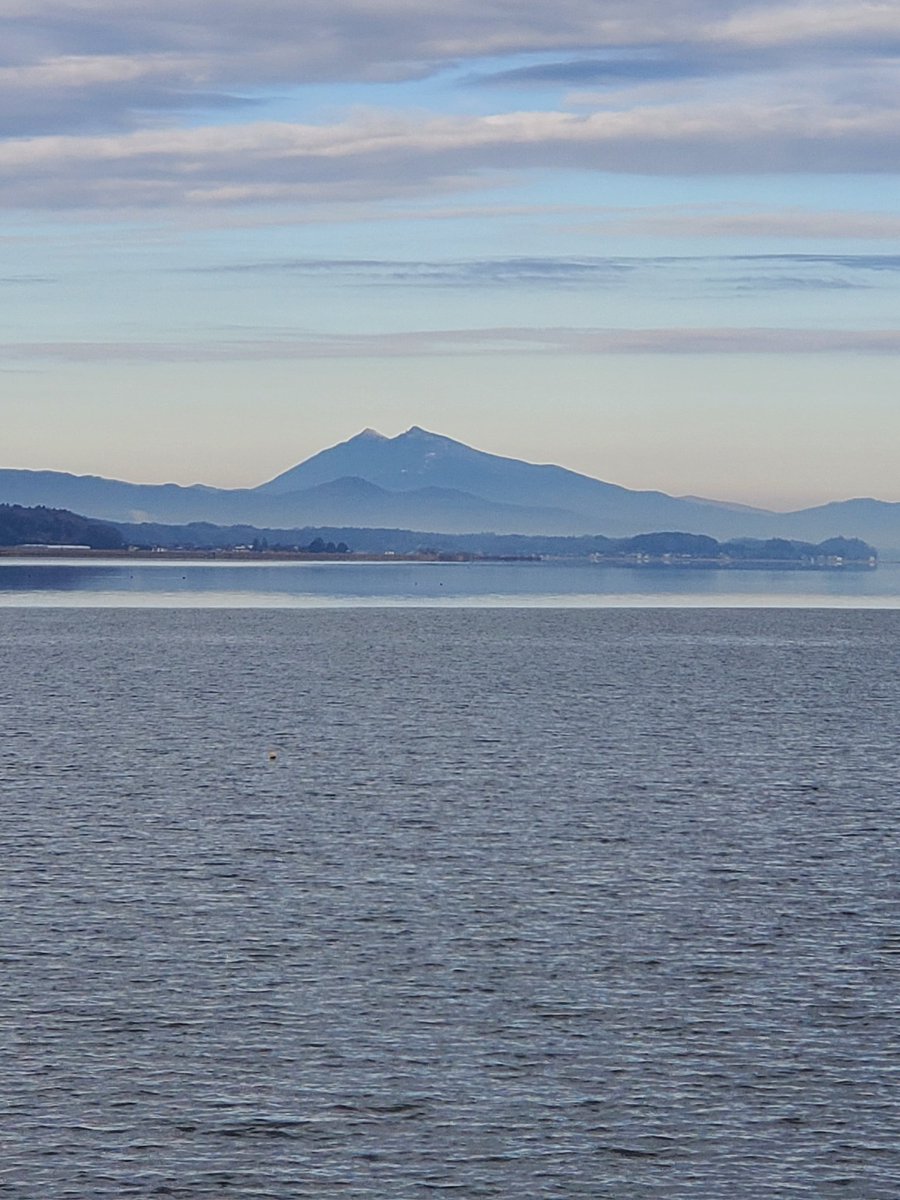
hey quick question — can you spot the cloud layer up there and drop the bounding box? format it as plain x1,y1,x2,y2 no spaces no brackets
1,2,898,211
8,325,900,363
2,102,900,213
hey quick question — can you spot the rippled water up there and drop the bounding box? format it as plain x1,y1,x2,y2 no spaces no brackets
2,608,898,1197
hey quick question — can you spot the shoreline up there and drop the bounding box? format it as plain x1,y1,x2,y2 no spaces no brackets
0,546,878,570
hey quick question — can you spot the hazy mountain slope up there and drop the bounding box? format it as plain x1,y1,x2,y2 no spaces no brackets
766,498,900,548
0,469,250,525
254,476,594,535
0,468,589,535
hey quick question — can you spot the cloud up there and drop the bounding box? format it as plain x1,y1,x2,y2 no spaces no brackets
6,325,900,362
191,255,637,286
746,253,900,271
0,4,896,211
2,2,899,134
590,210,900,240
0,2,714,110
10,2,900,68
185,252,900,295
472,54,717,88
713,2,900,51
727,274,867,292
2,98,900,212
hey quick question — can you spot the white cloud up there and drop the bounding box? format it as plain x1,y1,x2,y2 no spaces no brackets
712,2,900,49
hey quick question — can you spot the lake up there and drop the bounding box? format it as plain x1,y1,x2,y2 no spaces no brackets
2,605,898,1197
1,557,900,607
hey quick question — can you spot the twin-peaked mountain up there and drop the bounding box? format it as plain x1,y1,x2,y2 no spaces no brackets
256,426,708,535
1,426,898,547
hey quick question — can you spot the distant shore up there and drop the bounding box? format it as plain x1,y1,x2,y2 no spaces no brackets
0,546,877,570
0,546,535,564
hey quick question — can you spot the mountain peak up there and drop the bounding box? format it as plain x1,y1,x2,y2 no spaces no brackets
356,427,386,440
395,425,465,448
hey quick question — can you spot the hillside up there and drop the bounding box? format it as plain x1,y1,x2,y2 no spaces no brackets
0,504,124,550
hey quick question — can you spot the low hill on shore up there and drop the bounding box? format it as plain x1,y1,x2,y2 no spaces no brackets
0,504,124,550
114,518,876,565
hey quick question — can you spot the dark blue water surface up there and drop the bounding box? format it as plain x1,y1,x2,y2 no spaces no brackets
1,607,898,1198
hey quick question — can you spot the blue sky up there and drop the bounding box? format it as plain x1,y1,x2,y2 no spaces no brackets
3,0,900,509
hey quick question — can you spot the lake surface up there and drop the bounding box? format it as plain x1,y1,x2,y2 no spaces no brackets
1,557,900,608
2,607,898,1198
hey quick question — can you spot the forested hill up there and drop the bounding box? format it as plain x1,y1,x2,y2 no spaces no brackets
0,504,124,550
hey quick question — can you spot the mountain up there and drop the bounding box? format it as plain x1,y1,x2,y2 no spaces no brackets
258,427,900,546
2,427,899,548
766,498,900,548
259,426,758,537
0,469,244,526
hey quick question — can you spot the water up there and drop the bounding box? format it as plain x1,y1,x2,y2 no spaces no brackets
2,607,899,1197
1,557,899,608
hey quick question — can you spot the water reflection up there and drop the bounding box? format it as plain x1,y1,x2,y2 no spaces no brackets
1,557,899,608
0,563,120,593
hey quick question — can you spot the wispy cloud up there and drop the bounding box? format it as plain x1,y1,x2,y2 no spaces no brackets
7,325,900,362
588,209,900,240
184,252,900,294
727,275,867,292
190,256,637,286
743,254,900,271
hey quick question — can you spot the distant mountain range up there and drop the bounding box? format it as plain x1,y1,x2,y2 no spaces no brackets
2,426,899,550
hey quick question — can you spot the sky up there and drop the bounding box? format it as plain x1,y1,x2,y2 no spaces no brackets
2,0,900,510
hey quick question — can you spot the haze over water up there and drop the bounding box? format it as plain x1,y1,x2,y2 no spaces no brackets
3,605,898,1197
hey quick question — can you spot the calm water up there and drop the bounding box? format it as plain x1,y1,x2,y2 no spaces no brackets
1,558,899,607
2,607,899,1198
